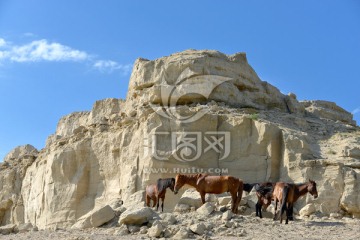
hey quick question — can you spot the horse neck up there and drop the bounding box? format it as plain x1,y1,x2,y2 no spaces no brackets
163,180,172,189
295,183,309,201
183,175,199,188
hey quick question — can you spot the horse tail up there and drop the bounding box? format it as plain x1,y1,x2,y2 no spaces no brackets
243,183,257,193
281,186,289,211
280,186,289,222
236,180,244,208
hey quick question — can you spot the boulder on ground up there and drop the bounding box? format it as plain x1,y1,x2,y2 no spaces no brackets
190,222,206,235
178,189,217,208
299,203,316,217
71,205,115,229
148,221,164,238
0,224,16,235
174,204,190,213
118,207,158,225
196,202,215,215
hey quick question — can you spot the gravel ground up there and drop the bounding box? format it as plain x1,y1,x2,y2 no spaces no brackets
1,215,360,240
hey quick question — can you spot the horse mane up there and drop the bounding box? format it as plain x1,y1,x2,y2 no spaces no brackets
243,183,257,193
255,182,274,195
157,178,175,192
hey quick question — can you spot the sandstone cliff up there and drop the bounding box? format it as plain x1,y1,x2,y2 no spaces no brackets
0,50,359,229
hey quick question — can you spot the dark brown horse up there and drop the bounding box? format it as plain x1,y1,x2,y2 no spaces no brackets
273,180,318,224
255,182,275,218
145,178,175,212
174,174,243,214
244,182,274,218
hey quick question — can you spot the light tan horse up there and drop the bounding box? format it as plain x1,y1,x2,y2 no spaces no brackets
174,174,243,214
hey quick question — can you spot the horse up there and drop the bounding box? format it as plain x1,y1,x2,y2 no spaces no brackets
244,182,275,218
272,179,318,224
145,178,175,212
174,173,243,214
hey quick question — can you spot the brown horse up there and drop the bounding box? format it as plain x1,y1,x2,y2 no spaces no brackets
272,180,318,224
145,178,175,212
174,174,243,214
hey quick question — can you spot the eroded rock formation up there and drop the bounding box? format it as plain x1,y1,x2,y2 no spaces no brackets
0,49,359,229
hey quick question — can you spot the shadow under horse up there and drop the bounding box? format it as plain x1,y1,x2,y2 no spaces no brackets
174,173,244,214
145,178,175,212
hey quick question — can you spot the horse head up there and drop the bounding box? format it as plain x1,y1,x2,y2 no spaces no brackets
174,174,184,194
307,179,318,199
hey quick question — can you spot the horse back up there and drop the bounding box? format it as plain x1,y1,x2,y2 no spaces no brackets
273,182,286,201
198,175,242,194
273,182,296,203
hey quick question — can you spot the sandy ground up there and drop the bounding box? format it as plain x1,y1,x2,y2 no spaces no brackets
1,216,360,240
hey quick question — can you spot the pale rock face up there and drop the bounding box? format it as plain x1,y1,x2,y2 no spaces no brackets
55,112,90,137
0,145,38,226
0,49,359,229
302,100,356,125
126,49,303,114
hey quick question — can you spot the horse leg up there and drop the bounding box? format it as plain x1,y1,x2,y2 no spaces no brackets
256,202,263,218
285,203,291,224
280,186,289,224
146,195,151,207
153,196,158,209
235,182,243,214
200,192,206,205
161,197,165,212
230,192,237,213
273,199,278,221
288,203,294,221
255,202,259,217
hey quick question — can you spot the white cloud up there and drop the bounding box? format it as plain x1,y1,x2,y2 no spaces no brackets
352,107,360,115
93,60,132,74
0,37,132,75
0,38,6,47
0,39,89,62
23,32,36,38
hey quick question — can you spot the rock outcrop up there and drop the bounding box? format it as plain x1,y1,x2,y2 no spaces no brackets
0,145,38,226
0,49,359,229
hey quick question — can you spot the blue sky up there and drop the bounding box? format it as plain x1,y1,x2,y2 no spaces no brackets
0,0,359,161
